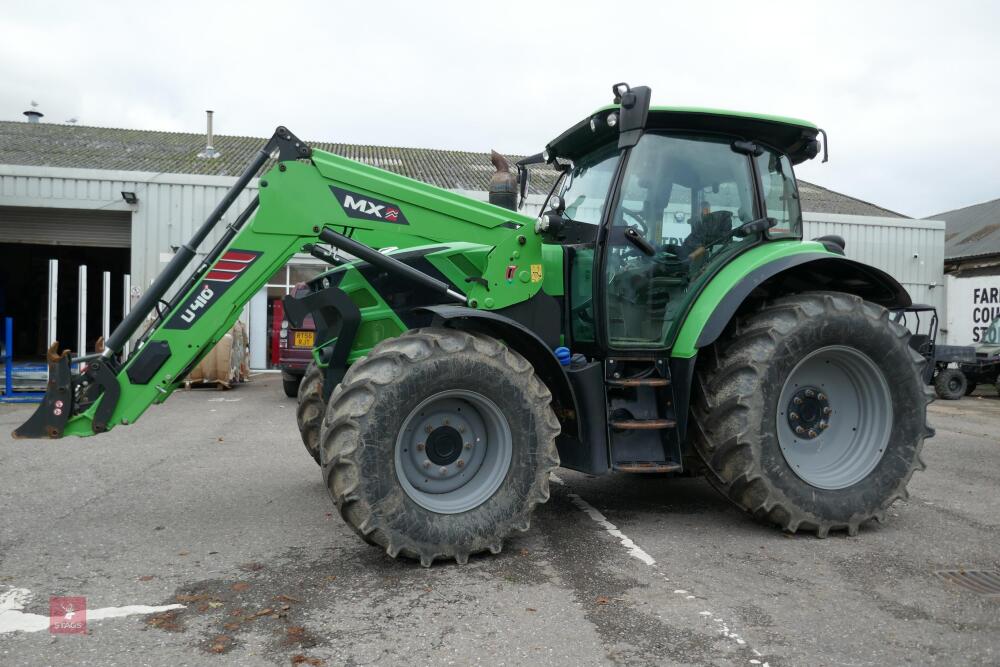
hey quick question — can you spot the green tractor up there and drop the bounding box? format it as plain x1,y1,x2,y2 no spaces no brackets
16,83,931,566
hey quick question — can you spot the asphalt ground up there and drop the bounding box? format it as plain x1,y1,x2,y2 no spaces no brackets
1,375,998,666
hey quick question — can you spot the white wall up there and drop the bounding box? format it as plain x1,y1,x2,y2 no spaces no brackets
943,274,1000,345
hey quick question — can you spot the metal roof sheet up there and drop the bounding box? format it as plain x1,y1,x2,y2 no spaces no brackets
928,197,1000,261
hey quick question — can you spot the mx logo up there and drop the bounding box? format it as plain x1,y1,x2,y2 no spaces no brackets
330,186,409,225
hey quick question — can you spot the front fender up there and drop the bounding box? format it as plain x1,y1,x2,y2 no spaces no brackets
672,243,911,359
417,305,580,437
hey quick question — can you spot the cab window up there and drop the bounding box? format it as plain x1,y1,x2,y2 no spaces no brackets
556,143,620,225
757,150,802,238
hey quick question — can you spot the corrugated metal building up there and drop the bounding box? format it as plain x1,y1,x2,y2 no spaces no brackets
0,119,944,367
802,212,945,314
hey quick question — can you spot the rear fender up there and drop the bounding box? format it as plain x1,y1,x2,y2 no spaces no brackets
674,252,912,358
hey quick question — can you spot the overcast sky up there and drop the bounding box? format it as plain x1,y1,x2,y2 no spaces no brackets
2,0,997,218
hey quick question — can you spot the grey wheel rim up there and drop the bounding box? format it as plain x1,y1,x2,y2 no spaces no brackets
776,345,892,490
395,389,513,514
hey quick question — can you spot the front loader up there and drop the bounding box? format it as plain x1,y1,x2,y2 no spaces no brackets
15,83,931,566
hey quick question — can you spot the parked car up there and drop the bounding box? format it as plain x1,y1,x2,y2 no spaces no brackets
960,314,1000,396
276,284,316,398
894,306,1000,399
892,305,977,399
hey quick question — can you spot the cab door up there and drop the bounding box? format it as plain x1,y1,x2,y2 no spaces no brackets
598,132,761,352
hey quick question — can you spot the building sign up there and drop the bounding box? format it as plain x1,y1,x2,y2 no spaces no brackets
944,275,1000,344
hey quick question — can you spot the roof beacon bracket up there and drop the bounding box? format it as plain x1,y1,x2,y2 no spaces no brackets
614,83,651,150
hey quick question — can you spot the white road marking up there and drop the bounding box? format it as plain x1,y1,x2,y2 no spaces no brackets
565,493,657,566
551,472,769,663
0,586,184,634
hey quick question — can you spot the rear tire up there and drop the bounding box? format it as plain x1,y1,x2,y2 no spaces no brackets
295,362,325,465
321,328,560,566
691,291,930,537
934,368,966,400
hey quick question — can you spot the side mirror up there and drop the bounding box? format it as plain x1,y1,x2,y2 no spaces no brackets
516,165,530,210
515,152,545,210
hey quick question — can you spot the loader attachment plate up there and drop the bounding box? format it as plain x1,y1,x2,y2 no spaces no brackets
12,344,74,439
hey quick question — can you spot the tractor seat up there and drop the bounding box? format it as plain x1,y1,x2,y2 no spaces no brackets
908,333,931,355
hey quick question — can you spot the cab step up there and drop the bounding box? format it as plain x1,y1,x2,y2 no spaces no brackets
607,377,670,388
610,418,676,430
614,461,683,474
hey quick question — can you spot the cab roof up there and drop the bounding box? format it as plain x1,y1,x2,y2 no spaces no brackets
546,105,821,165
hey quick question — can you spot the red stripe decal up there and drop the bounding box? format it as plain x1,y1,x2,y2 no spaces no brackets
205,271,238,282
212,260,247,272
222,251,257,262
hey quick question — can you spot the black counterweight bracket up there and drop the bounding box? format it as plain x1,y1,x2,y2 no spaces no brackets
283,285,361,395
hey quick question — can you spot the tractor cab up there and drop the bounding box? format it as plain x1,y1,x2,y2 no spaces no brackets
532,84,824,358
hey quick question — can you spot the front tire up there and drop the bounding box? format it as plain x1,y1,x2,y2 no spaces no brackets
295,361,325,464
691,292,930,537
934,368,966,400
321,328,561,566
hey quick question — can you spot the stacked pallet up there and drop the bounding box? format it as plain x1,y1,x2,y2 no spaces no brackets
183,321,250,390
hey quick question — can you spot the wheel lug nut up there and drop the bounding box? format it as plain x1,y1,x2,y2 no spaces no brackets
424,425,434,434
807,429,818,438
459,426,466,433
444,419,450,426
795,426,805,435
464,442,472,450
793,397,803,405
416,443,425,451
456,460,465,468
439,467,448,475
789,412,799,421
818,393,827,401
422,460,431,468
804,389,815,398
822,407,831,415
820,422,829,430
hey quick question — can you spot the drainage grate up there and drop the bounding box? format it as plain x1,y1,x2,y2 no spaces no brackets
935,570,1000,597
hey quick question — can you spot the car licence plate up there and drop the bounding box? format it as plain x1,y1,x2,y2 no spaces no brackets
293,331,315,348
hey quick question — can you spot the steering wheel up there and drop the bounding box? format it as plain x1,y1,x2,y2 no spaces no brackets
621,207,649,237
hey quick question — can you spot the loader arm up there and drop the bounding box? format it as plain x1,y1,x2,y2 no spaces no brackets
14,128,542,439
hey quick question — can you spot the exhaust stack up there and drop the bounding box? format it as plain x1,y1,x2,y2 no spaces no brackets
488,150,517,211
197,110,221,159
